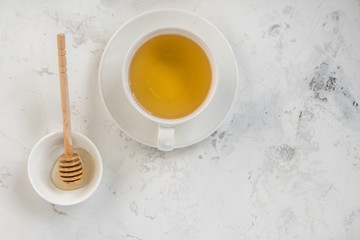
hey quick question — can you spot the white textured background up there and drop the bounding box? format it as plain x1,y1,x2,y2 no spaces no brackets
1,0,360,239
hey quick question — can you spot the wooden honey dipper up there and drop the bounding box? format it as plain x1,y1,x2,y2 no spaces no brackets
57,33,82,183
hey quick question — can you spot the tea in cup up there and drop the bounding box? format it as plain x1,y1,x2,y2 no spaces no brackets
122,28,217,151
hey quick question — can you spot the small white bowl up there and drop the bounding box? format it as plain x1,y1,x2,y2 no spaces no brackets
28,131,103,205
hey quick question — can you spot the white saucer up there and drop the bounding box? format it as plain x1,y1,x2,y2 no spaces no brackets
98,9,238,149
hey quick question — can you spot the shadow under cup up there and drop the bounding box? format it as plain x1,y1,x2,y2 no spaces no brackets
122,28,217,150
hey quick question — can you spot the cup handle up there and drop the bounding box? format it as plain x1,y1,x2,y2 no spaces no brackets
157,125,174,151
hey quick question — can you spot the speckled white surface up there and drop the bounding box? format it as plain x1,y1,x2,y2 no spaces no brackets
1,0,360,239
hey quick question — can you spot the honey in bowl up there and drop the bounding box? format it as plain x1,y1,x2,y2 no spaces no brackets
128,34,212,119
51,148,94,191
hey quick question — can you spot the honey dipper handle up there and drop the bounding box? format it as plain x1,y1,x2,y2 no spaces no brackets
57,33,73,156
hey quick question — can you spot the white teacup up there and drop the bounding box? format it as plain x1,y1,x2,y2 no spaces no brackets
122,28,217,151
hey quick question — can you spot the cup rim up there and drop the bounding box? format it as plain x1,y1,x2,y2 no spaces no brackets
122,27,218,126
